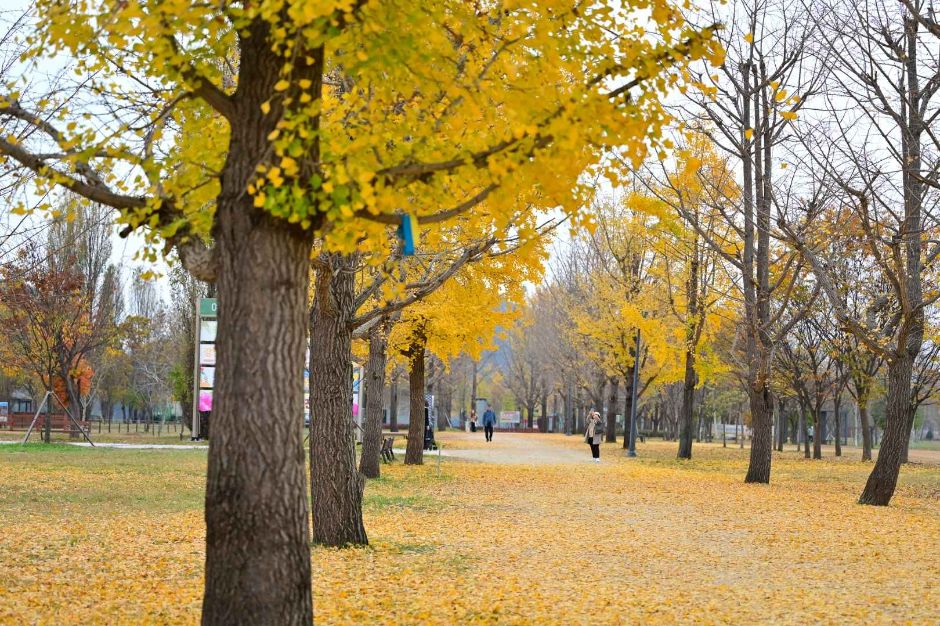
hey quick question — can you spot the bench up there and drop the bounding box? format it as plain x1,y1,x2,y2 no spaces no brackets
381,437,395,463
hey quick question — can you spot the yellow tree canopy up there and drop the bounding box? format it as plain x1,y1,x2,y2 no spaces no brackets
2,0,723,266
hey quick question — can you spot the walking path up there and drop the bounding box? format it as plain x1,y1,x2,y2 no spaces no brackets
410,432,590,465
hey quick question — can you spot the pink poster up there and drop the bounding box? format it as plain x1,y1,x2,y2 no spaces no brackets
198,390,213,412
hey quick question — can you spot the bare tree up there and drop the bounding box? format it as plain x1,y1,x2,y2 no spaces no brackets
783,0,940,504
680,0,826,482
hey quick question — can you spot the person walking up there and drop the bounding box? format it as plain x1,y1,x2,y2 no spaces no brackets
585,410,603,462
482,406,496,442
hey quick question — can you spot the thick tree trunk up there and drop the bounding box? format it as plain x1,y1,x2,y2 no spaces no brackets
359,318,390,479
202,213,313,623
405,336,427,465
859,401,872,461
309,253,368,546
200,27,330,623
677,350,696,459
860,355,914,504
605,377,618,443
527,403,535,429
744,384,773,482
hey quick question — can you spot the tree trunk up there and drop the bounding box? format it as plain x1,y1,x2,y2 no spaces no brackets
801,408,810,459
622,369,634,449
677,349,696,459
901,407,916,464
833,396,843,458
43,387,52,443
388,373,399,432
202,214,313,622
605,377,618,443
359,318,390,479
470,360,478,419
775,398,785,452
526,402,535,429
860,354,915,505
859,401,872,461
741,63,775,485
540,392,548,433
309,253,368,547
563,384,572,435
744,386,772,481
405,335,427,465
812,402,822,460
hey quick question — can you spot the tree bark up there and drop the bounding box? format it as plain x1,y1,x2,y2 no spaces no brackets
677,348,696,459
540,391,548,433
812,400,822,460
309,253,368,546
202,214,313,624
389,373,399,432
860,355,914,504
470,360,478,419
43,387,52,443
605,377,619,443
859,401,872,461
901,407,916,464
359,318,390,479
833,395,843,457
622,368,635,449
775,398,785,452
744,387,773,480
800,404,810,459
405,334,427,465
741,63,774,485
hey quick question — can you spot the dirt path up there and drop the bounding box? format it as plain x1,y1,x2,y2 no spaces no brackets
425,432,592,465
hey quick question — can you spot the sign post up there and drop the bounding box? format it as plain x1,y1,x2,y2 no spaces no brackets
193,297,217,440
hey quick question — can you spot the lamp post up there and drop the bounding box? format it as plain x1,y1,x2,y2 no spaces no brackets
627,328,641,457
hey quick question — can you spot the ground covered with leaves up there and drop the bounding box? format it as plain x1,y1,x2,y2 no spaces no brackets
0,435,937,624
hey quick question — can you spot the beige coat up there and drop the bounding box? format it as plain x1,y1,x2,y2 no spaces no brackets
585,415,603,445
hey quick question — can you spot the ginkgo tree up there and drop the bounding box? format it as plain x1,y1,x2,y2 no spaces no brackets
388,250,533,465
0,1,721,622
644,138,738,459
352,212,552,481
569,199,680,444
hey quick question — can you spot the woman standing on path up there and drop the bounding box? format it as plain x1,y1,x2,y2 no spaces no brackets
585,410,603,463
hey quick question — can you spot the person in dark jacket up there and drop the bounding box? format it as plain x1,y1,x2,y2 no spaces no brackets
482,406,497,441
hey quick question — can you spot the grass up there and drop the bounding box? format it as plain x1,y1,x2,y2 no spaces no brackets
0,435,937,624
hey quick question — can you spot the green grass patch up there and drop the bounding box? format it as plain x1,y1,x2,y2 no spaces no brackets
363,493,438,511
